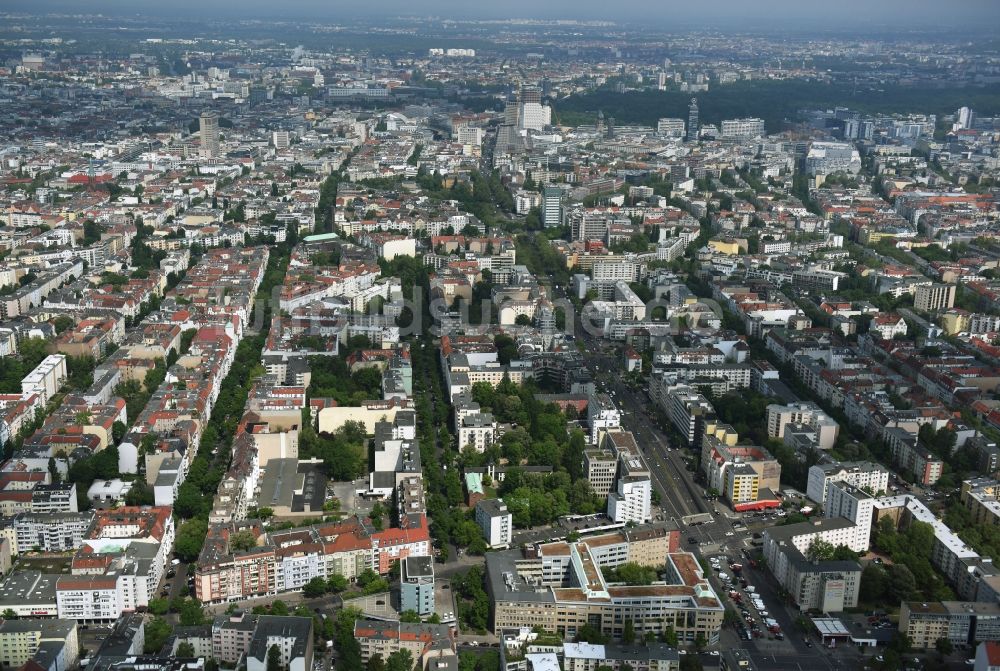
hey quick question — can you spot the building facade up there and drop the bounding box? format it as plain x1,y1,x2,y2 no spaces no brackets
487,541,723,645
475,499,513,549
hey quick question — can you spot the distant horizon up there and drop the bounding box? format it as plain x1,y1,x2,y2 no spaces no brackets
3,0,1000,33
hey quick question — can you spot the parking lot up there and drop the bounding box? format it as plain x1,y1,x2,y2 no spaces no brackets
839,611,898,638
709,548,879,670
328,479,375,517
705,551,791,646
157,560,191,600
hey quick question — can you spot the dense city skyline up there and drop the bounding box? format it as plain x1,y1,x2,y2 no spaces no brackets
1,4,1000,671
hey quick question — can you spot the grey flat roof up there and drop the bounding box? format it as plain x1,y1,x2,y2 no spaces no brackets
0,571,59,606
258,459,299,508
485,552,554,605
476,498,509,518
0,618,76,636
762,517,855,543
403,556,434,579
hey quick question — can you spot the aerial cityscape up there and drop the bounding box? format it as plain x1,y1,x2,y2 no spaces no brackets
1,2,1000,671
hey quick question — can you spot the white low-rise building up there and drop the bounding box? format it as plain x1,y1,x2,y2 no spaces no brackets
20,355,67,405
806,461,890,506
458,412,497,453
55,572,145,623
767,402,840,451
762,518,863,612
806,461,889,505
14,512,94,553
608,474,652,525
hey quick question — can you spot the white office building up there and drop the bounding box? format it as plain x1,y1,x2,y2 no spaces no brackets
542,186,563,228
21,355,67,405
766,402,839,451
822,482,875,552
656,118,686,138
476,499,512,549
806,461,890,506
272,131,291,149
519,102,552,131
587,394,621,445
720,117,765,139
457,126,484,146
608,473,652,525
805,142,862,176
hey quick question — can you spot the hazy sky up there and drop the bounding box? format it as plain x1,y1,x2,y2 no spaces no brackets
7,0,1000,30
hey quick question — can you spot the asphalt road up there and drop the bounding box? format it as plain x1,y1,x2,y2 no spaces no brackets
579,339,704,517
554,278,750,557
155,561,190,601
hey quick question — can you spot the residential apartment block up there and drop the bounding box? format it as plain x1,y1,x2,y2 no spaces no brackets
0,619,79,671
762,518,864,612
212,610,314,671
486,536,722,644
353,619,455,665
900,601,1000,649
196,513,431,603
960,478,1000,528
806,461,890,506
650,379,714,446
873,495,986,598
766,402,839,451
701,422,781,511
914,283,956,312
562,642,680,671
12,511,94,553
476,499,513,549
884,427,944,486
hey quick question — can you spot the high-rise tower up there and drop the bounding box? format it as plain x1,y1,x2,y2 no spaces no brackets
199,111,220,159
686,98,699,142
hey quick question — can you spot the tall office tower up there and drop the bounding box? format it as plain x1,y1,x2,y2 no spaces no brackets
249,87,267,106
606,116,615,140
542,186,563,228
956,106,976,130
272,130,291,150
199,111,220,159
496,96,524,156
520,86,542,105
686,98,699,142
503,94,521,126
860,120,875,141
843,118,860,140
517,85,550,131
